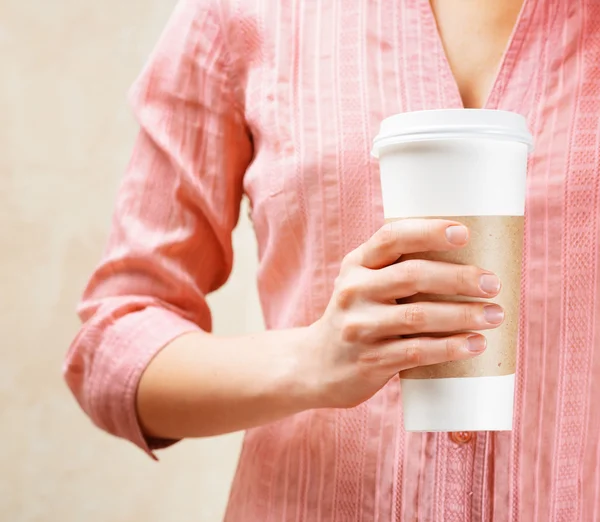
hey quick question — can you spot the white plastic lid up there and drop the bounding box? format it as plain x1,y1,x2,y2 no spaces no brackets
372,109,534,157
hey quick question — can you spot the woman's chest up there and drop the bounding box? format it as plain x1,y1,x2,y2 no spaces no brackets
238,1,600,257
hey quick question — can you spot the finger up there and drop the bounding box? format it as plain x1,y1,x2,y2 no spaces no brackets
354,219,469,270
373,301,505,338
365,259,501,301
379,333,487,371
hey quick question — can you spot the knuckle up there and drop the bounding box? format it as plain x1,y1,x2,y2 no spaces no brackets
404,338,422,366
456,265,470,290
403,304,427,330
359,347,385,368
402,260,425,292
340,318,367,343
445,337,463,360
418,220,433,242
411,219,434,247
462,304,475,325
376,223,398,250
335,280,361,310
341,249,360,270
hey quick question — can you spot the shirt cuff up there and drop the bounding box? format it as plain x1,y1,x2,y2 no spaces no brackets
97,307,202,460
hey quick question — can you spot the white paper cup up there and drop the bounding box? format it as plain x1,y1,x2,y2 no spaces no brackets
371,109,533,432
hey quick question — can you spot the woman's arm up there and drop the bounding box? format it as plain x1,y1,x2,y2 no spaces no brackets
64,0,254,456
136,328,318,440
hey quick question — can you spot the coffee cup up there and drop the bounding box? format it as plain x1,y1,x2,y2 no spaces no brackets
371,109,533,432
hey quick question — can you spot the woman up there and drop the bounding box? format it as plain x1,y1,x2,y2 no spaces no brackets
64,0,600,520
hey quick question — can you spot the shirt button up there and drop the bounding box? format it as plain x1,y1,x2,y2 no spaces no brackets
449,431,474,444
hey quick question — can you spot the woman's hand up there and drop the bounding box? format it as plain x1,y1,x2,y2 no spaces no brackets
135,219,504,441
303,219,504,409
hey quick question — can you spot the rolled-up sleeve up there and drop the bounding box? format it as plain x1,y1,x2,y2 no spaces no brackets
63,0,253,458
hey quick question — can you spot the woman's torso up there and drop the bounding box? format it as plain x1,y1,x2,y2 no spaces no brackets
221,0,600,520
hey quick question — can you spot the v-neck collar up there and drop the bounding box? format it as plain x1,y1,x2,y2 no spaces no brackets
421,0,539,110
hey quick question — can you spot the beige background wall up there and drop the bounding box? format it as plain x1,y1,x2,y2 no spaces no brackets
0,1,262,520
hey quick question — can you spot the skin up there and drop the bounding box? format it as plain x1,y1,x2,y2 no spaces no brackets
430,0,524,108
137,0,526,442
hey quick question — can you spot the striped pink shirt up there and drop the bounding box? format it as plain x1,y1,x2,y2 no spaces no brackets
64,0,600,520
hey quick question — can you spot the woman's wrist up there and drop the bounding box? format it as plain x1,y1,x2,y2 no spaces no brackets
269,324,329,412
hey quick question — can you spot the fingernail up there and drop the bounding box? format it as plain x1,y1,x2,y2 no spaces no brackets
483,304,505,324
445,225,468,245
466,335,487,353
479,274,501,294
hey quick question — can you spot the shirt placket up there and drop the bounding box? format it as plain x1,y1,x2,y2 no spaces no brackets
442,431,479,522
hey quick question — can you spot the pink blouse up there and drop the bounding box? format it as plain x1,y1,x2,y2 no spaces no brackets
64,0,600,520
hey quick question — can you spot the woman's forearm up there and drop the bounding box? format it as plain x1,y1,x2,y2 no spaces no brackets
136,328,320,440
